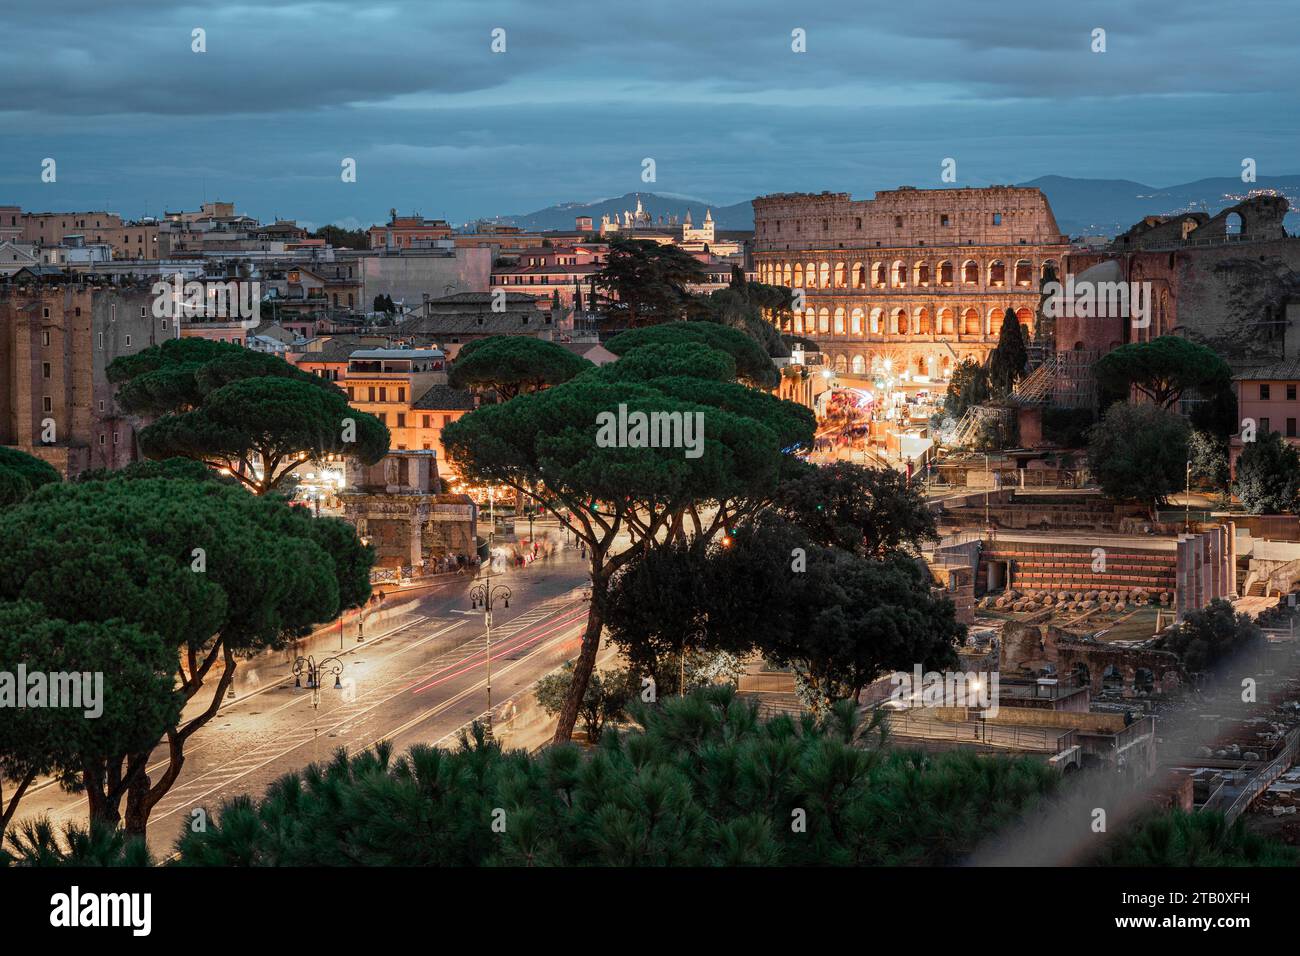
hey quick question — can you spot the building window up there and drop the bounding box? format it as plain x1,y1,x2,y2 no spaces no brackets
941,214,950,226
1261,384,1271,400
396,413,406,428
43,396,52,412
1289,418,1297,438
42,331,50,347
124,334,132,347
992,213,1002,225
1261,417,1271,435
379,387,388,402
398,387,406,403
42,362,50,379
422,415,431,428
113,432,120,444
99,435,106,446
1289,385,1296,401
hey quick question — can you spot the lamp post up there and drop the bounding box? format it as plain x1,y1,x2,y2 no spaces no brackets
292,655,344,711
1185,459,1192,532
469,571,512,740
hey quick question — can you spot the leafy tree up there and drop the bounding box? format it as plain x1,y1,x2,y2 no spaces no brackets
108,337,336,418
605,516,961,713
2,819,152,867
138,376,388,495
447,335,593,403
0,478,373,835
534,662,633,743
1087,402,1190,506
773,461,937,557
685,283,794,372
1094,336,1232,409
1157,598,1262,673
0,447,60,507
443,349,813,742
313,224,368,251
1041,406,1095,447
1233,430,1300,514
0,601,180,839
74,456,236,485
593,238,707,326
163,688,1059,867
606,321,778,389
1187,430,1231,495
943,359,990,419
987,308,1028,397
1095,809,1296,866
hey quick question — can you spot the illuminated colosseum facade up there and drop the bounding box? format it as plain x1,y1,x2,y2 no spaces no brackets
752,186,1071,381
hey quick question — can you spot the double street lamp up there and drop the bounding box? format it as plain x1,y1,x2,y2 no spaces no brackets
469,573,511,740
293,655,344,711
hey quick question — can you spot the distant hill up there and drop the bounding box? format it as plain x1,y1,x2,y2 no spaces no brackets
483,177,1300,239
1019,174,1300,236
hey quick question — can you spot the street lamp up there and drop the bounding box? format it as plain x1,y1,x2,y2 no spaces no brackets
1185,459,1192,531
468,571,512,740
292,655,344,711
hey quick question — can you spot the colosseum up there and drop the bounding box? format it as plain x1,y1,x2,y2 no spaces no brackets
751,186,1071,381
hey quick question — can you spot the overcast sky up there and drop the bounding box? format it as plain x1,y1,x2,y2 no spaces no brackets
1,0,1295,228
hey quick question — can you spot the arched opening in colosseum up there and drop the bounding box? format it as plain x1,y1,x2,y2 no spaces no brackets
938,260,954,286
913,261,931,287
963,308,980,335
962,259,979,284
872,262,886,288
989,308,1003,336
834,307,845,334
852,262,865,288
1226,212,1243,236
871,355,883,374
806,262,817,287
1014,259,1033,287
851,355,866,374
1016,306,1033,337
890,260,907,287
834,263,845,288
940,355,952,377
834,354,847,373
988,260,1006,288
783,263,792,286
793,263,804,286
819,262,830,288
916,307,931,335
938,307,954,335
870,308,882,334
818,308,830,334
804,308,816,333
890,308,905,335
916,356,927,376
1041,259,1058,283
850,308,863,334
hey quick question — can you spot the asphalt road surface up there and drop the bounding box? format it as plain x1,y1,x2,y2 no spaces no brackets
13,533,596,858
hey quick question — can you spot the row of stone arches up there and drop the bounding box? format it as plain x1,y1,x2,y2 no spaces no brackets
785,305,1034,339
824,352,962,378
757,258,1058,291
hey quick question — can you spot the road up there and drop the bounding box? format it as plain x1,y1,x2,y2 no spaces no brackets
12,530,596,858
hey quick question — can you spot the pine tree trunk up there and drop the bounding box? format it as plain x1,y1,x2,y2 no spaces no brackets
551,575,607,744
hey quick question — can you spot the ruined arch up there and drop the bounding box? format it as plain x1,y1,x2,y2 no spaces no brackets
913,261,931,287
1014,259,1033,287
851,354,866,374
938,307,955,335
916,306,932,335
850,307,863,335
938,260,954,286
851,262,865,288
833,307,846,334
963,307,981,335
872,262,887,288
962,259,979,284
834,262,845,288
818,307,830,334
